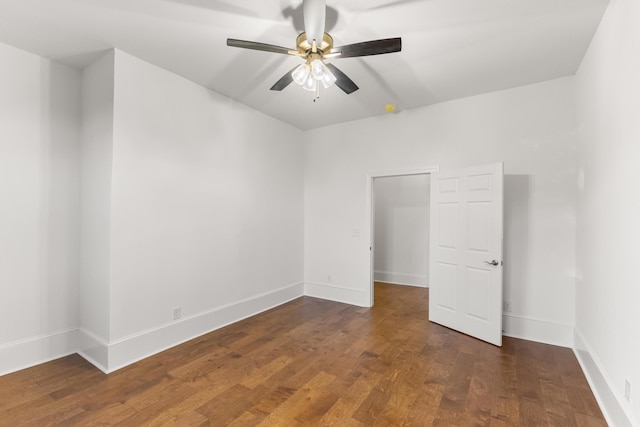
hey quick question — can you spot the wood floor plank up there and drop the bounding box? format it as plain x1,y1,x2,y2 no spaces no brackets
113,380,199,425
0,283,607,426
239,354,294,389
516,353,548,426
316,369,379,426
464,358,497,425
491,396,520,425
196,383,254,423
376,367,426,425
256,370,336,426
351,384,391,424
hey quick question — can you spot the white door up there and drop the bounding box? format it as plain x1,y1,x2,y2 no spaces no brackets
429,163,504,346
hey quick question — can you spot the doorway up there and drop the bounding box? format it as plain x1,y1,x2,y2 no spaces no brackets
367,163,504,345
367,167,438,306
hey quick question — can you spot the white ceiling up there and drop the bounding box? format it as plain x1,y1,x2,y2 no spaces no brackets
0,0,608,130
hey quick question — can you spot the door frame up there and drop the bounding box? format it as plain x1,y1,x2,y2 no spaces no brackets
365,166,439,307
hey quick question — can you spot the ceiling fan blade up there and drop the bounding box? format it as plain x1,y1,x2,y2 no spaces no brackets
333,38,402,58
303,0,326,46
325,63,359,94
270,66,298,91
227,39,294,55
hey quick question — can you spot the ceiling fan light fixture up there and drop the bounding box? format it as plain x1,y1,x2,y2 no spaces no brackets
310,59,325,80
227,1,401,98
320,64,337,89
292,63,311,85
303,74,317,91
309,59,336,89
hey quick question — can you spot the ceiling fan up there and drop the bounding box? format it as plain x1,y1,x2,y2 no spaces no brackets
226,0,402,98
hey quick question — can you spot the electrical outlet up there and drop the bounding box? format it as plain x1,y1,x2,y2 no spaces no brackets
625,379,631,402
173,307,181,320
503,300,512,312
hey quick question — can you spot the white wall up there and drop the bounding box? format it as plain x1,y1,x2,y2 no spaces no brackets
79,51,114,356
0,42,81,374
575,0,640,424
0,44,305,375
99,50,305,370
373,174,430,287
304,77,578,346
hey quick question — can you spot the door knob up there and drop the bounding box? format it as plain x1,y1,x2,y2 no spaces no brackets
484,260,499,266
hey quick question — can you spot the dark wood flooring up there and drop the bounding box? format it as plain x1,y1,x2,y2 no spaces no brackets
0,282,606,426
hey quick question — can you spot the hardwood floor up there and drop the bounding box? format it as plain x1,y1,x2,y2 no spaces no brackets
0,283,606,426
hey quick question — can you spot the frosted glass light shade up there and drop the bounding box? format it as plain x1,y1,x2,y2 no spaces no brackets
293,60,336,93
311,60,325,80
303,74,317,91
292,63,311,85
321,65,337,89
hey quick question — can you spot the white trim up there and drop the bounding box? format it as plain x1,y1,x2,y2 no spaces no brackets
76,328,109,373
373,270,427,287
367,168,440,178
3,283,306,376
0,329,78,376
366,166,439,307
573,328,638,427
375,280,428,288
304,282,368,307
502,313,573,347
97,281,304,373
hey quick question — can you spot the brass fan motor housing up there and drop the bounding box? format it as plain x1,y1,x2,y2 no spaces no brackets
296,32,334,61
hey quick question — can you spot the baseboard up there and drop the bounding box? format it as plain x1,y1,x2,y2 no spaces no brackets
574,328,638,427
98,281,305,373
374,280,428,288
76,328,109,373
502,313,573,347
304,282,368,307
0,329,78,376
2,283,306,376
374,270,427,287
